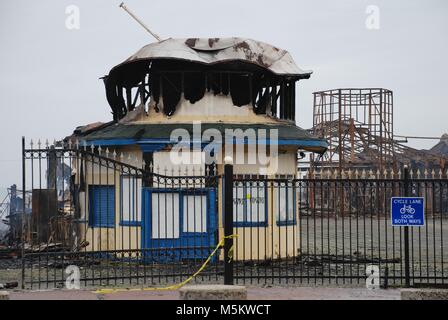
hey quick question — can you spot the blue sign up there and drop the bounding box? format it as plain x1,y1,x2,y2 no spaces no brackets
391,197,425,226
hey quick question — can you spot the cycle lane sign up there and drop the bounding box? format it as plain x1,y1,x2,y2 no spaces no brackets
391,197,425,227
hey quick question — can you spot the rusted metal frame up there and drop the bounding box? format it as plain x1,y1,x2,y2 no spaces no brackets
310,88,395,171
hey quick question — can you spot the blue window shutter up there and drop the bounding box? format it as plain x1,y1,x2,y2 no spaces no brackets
89,186,115,228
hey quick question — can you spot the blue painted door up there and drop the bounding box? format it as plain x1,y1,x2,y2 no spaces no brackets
141,188,217,262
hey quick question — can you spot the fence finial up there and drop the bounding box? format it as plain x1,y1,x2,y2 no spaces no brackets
332,168,338,179
361,169,366,179
390,168,395,179
30,139,34,149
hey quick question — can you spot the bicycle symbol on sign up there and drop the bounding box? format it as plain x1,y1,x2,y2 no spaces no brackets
400,204,415,214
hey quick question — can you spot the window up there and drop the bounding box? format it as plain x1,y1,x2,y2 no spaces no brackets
89,185,115,228
233,181,267,227
151,192,180,239
183,194,207,233
120,175,142,226
274,182,296,226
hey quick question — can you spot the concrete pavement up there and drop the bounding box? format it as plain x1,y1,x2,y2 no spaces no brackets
7,286,401,300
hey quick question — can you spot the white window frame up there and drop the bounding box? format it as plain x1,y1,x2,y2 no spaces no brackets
120,175,142,226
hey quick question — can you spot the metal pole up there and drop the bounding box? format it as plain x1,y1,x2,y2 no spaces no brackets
223,163,234,285
403,166,411,287
21,136,26,289
119,2,162,42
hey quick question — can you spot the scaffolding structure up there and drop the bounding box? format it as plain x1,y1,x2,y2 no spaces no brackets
310,88,394,172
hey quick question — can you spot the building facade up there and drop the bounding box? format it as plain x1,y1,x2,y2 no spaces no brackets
68,37,327,261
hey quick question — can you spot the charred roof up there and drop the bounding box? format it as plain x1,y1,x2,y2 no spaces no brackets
111,37,312,77
103,38,311,122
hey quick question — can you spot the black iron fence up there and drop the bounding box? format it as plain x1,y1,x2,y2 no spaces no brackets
9,140,448,289
19,140,223,289
231,173,447,287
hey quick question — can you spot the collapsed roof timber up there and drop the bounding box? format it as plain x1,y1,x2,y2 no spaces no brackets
103,37,312,122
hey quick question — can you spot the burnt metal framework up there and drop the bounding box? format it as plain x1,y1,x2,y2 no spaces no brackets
104,60,298,122
12,140,448,289
1,185,32,246
311,88,394,172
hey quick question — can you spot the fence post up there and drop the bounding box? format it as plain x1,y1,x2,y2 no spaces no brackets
223,162,234,285
403,165,411,287
21,136,26,289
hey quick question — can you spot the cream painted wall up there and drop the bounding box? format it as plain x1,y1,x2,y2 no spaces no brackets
120,92,283,125
216,149,298,260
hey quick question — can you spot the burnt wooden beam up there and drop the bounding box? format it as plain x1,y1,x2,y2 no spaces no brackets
291,81,296,121
126,87,133,111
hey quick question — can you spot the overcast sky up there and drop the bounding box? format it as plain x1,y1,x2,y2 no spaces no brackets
0,0,447,190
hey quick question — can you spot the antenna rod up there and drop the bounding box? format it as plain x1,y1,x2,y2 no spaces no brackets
119,2,162,42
